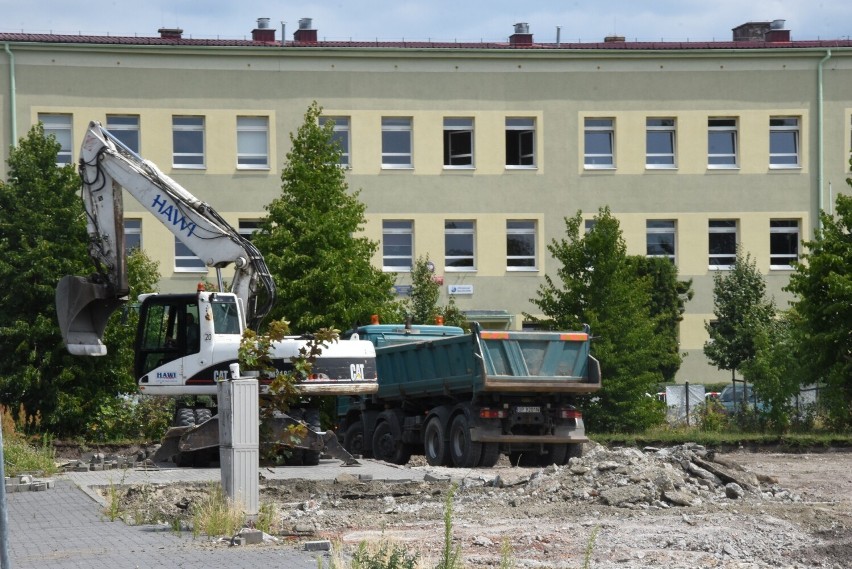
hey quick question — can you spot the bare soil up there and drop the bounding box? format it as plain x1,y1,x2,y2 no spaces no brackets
109,445,852,568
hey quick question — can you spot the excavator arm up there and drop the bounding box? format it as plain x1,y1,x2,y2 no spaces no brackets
57,121,274,355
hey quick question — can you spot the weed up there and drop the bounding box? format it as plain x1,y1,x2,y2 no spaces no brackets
350,540,419,569
435,483,461,569
191,483,245,538
499,537,516,569
255,501,278,534
104,481,124,522
583,526,600,569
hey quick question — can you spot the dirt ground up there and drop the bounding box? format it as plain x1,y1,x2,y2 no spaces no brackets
111,445,852,568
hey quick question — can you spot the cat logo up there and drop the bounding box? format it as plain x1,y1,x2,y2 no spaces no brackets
350,363,364,381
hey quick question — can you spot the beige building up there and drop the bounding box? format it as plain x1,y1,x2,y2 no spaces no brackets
2,19,851,383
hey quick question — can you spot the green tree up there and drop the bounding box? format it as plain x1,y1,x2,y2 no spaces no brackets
407,255,441,324
785,193,852,428
703,250,775,381
529,207,665,432
253,102,397,333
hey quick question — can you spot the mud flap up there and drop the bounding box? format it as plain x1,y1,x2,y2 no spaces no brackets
56,275,126,356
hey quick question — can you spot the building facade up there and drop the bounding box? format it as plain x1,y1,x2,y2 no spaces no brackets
2,19,851,383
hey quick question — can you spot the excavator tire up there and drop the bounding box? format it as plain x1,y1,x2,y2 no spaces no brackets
173,408,197,467
302,408,322,466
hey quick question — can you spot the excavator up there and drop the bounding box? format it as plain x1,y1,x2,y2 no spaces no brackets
56,121,377,466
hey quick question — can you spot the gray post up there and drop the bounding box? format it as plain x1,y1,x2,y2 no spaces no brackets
685,381,690,427
218,364,259,517
0,410,10,569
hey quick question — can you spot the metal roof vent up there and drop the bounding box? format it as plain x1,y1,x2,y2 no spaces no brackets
514,22,529,34
256,18,271,29
294,18,317,43
770,19,786,30
299,18,313,30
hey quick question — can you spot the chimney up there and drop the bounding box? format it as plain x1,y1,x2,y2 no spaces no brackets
604,35,626,43
765,19,790,42
158,27,183,39
510,22,533,46
294,18,317,43
252,17,276,42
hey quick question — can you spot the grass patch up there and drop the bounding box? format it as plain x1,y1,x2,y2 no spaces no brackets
191,483,246,538
3,434,57,477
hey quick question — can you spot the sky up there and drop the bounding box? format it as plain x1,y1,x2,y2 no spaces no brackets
1,0,849,43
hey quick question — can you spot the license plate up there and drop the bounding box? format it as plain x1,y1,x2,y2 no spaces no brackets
516,406,540,413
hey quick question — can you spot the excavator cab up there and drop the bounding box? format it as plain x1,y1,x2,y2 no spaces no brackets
134,294,200,378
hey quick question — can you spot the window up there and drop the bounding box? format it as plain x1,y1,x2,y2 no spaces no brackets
445,221,475,270
708,118,738,168
382,220,413,271
708,220,738,269
646,118,676,168
236,116,268,169
172,116,205,168
124,219,142,253
505,118,535,167
319,116,350,168
382,117,412,168
174,236,206,272
238,220,262,242
584,220,596,234
507,220,536,270
770,219,799,269
584,118,614,168
106,115,140,154
444,118,474,168
646,220,676,262
39,113,72,165
770,117,800,167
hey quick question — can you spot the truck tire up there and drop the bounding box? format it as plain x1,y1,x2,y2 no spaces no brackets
545,444,570,466
423,417,450,466
449,414,482,468
478,443,501,468
372,421,411,465
568,443,584,460
343,421,368,457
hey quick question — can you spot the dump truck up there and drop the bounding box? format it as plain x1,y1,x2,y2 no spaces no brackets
337,322,601,468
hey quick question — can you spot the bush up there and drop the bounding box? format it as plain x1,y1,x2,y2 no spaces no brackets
2,406,57,476
86,395,174,442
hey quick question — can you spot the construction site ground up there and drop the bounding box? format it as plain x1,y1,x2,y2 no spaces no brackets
9,444,852,568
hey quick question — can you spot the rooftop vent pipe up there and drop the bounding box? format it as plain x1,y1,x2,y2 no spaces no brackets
294,18,317,43
252,18,275,42
510,22,533,46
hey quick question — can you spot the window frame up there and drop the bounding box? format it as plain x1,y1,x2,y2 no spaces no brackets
506,220,537,271
505,117,536,169
319,116,351,168
445,220,476,271
174,236,207,273
106,115,140,154
584,118,615,169
382,220,413,272
39,113,73,165
236,116,269,170
708,117,739,169
124,219,142,254
646,220,676,263
238,219,262,242
708,219,738,270
769,219,800,269
646,118,676,169
381,117,413,169
443,117,474,169
172,116,205,169
769,116,800,169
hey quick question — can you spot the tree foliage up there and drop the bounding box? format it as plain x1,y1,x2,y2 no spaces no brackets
529,207,665,433
785,193,852,428
0,125,161,435
704,250,776,375
253,102,397,333
403,255,466,328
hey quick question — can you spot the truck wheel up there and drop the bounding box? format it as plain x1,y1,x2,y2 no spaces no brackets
544,444,569,466
449,414,482,468
372,421,411,465
302,408,322,466
423,417,449,466
478,443,501,468
568,443,584,460
343,422,368,457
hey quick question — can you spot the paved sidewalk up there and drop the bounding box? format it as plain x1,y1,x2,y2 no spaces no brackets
7,459,426,569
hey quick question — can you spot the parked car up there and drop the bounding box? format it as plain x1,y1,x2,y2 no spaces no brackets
719,384,760,414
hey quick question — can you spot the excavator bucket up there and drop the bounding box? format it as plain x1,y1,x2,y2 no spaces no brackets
56,275,126,356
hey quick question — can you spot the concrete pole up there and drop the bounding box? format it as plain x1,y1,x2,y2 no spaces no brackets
0,409,10,569
219,364,259,517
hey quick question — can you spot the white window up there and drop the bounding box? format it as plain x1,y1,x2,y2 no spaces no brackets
382,117,412,168
646,220,676,263
319,116,350,168
39,113,72,165
445,220,475,270
507,220,536,270
584,118,615,168
770,117,800,168
444,118,474,168
106,115,140,154
238,220,262,242
505,118,535,168
708,117,738,168
646,118,676,168
382,220,413,271
124,219,142,253
236,116,268,169
770,219,799,269
708,220,738,269
172,116,205,168
584,219,596,234
174,236,206,272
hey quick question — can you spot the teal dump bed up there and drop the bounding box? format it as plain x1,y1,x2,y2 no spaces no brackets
349,324,601,401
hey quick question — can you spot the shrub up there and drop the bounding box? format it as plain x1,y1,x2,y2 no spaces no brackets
86,395,173,442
